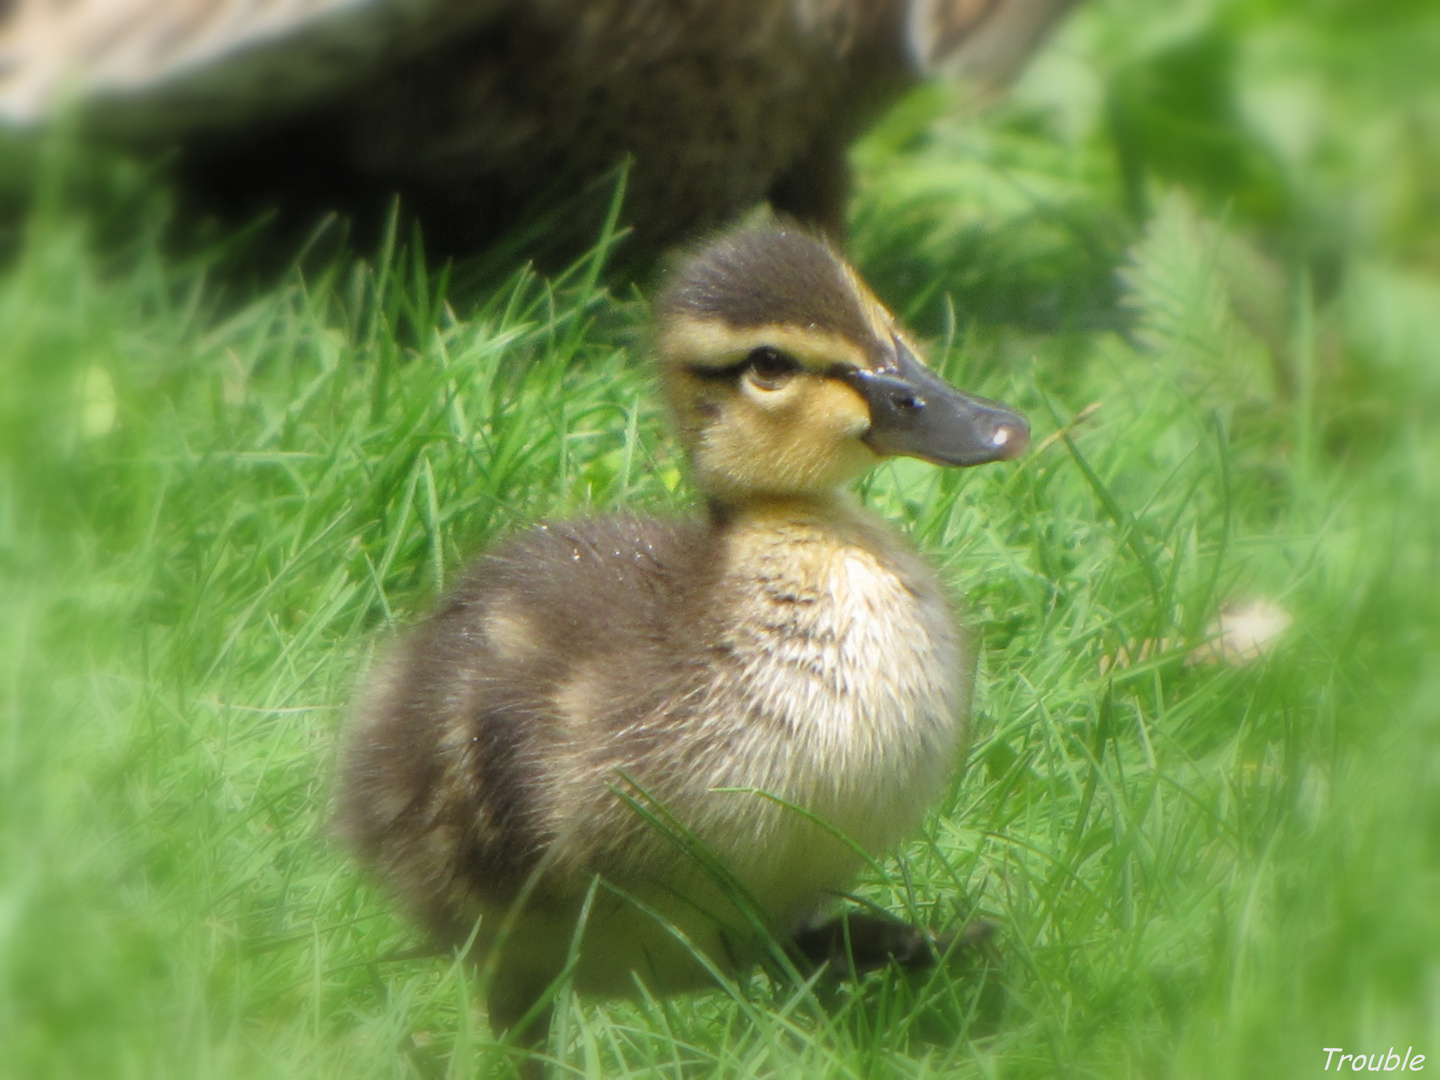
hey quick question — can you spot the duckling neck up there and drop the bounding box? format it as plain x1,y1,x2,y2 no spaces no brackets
705,490,853,531
703,490,893,573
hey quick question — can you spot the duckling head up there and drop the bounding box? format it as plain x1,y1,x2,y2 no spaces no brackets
655,222,1031,508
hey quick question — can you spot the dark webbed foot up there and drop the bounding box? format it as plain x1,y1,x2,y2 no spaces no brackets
487,983,555,1080
790,910,997,978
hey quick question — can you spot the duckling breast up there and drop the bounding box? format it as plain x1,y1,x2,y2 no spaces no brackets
669,505,969,918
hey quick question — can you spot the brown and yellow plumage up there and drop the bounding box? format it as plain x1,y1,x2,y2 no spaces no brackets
335,221,1028,1067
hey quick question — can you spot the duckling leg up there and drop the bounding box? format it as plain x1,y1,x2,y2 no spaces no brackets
791,911,997,978
486,980,554,1080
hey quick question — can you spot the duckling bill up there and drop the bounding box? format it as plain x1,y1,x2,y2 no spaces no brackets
336,221,1029,1063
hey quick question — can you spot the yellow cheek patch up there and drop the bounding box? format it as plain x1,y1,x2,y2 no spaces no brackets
695,375,876,499
803,377,872,440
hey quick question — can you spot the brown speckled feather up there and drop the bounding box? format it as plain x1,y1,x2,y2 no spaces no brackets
337,515,714,936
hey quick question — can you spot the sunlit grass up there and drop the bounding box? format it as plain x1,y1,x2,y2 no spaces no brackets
2,2,1438,1078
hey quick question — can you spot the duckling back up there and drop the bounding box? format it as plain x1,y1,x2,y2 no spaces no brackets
338,515,710,943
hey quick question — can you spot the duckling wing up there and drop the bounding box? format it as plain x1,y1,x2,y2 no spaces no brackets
335,515,712,941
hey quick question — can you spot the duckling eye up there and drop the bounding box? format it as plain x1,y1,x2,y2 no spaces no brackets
744,347,802,390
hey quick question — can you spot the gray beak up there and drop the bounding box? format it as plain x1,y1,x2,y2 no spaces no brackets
842,338,1030,466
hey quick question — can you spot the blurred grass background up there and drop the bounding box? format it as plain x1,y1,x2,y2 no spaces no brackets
1,0,1438,1077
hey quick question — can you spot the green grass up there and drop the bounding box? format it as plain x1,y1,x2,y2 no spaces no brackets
2,1,1438,1077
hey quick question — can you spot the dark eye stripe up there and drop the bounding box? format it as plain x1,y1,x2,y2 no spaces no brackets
686,347,804,382
686,358,751,381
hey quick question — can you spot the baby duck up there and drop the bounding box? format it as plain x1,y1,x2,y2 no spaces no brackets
336,221,1029,1065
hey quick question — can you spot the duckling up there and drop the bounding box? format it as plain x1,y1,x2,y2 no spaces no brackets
335,220,1029,1065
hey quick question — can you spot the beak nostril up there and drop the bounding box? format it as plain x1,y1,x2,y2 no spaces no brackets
847,351,1027,465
